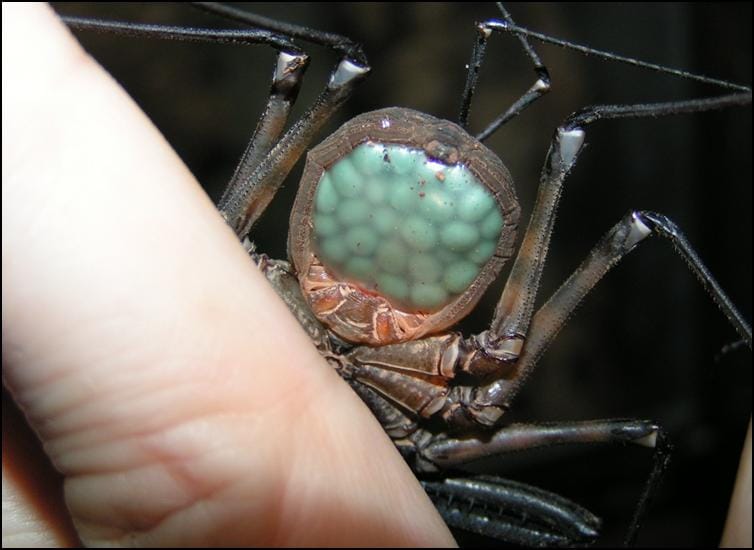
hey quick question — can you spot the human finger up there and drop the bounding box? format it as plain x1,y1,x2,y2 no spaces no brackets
2,3,455,546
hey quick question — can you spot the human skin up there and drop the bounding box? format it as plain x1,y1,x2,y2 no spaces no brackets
2,3,456,546
721,419,752,548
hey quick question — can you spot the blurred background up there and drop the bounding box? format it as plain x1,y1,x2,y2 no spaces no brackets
53,3,752,546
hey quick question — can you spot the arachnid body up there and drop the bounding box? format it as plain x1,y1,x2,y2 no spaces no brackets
58,3,751,546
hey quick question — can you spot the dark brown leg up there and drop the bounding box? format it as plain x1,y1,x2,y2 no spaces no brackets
418,419,660,470
518,211,752,377
344,375,670,546
63,8,371,242
458,4,550,137
460,209,753,426
221,57,369,238
410,419,671,547
484,93,751,360
217,51,309,212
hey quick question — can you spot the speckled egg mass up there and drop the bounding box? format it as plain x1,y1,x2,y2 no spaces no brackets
313,141,504,311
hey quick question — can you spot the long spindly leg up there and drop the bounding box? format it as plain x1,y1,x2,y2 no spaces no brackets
191,2,367,63
483,94,751,366
63,9,370,241
417,419,672,547
458,3,550,135
62,9,311,175
469,10,752,365
187,3,371,238
466,5,752,141
420,419,661,469
221,55,369,239
403,418,670,546
216,51,310,212
465,209,753,424
518,211,753,376
346,380,603,546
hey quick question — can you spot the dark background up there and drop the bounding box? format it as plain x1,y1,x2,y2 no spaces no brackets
53,3,752,547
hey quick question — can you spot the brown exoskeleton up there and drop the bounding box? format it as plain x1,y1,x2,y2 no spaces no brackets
61,2,752,546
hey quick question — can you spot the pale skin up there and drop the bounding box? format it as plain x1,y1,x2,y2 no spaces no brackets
2,3,750,548
2,3,454,546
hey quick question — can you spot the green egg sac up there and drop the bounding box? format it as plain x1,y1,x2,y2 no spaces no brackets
312,141,505,312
